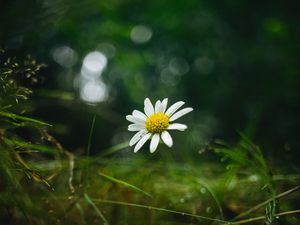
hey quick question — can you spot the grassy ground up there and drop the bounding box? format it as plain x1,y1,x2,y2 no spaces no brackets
1,141,300,225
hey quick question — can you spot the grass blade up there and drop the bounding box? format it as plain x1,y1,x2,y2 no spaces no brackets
234,209,300,224
0,111,51,126
93,198,231,224
3,137,62,154
99,141,129,157
83,114,96,189
232,185,300,220
98,172,152,198
84,193,109,225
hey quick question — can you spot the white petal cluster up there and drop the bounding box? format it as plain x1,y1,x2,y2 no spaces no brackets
126,98,193,153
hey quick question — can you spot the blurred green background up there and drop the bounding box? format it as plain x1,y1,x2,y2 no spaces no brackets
1,0,300,159
1,0,300,224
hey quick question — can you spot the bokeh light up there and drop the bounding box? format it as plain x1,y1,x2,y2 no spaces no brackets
52,45,78,68
194,57,214,75
169,57,190,76
160,68,181,86
81,51,107,78
80,79,108,103
97,42,116,59
130,25,153,44
78,51,109,103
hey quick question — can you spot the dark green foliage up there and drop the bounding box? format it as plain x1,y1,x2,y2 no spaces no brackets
0,52,53,224
215,134,275,192
0,49,45,105
214,135,278,224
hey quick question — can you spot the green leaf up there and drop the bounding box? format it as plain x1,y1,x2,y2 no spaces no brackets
98,172,152,198
0,111,51,126
2,137,61,154
84,193,109,225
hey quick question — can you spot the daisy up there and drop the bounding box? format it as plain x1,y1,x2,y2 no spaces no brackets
126,98,193,153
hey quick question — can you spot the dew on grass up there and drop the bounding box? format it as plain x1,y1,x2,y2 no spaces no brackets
200,187,207,194
179,198,185,203
206,206,212,214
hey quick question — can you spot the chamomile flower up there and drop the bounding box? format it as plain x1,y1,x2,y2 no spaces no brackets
126,98,193,153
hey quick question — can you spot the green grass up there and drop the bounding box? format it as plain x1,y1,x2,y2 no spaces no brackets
1,150,299,225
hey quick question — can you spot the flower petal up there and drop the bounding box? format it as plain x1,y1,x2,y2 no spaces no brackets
132,110,147,121
150,133,160,153
129,129,148,146
161,131,173,147
126,115,145,124
165,101,185,116
154,100,162,112
128,124,145,131
134,133,151,153
169,107,193,122
161,98,168,113
167,123,188,131
144,98,154,117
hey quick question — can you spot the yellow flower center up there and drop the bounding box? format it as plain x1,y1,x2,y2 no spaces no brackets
145,112,169,134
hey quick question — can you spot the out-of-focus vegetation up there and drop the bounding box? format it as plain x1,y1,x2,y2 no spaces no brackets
1,0,300,224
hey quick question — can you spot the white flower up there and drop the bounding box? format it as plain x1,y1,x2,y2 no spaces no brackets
126,98,193,153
